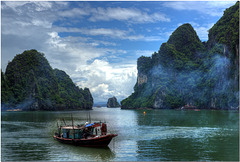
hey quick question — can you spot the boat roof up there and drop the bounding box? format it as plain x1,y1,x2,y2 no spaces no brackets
61,122,101,130
85,123,96,127
61,126,84,130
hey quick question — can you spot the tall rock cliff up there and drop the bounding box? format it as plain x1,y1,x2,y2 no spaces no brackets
121,2,239,109
1,49,93,110
207,2,239,108
107,96,120,108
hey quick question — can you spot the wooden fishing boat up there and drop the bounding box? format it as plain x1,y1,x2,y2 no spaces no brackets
53,120,117,147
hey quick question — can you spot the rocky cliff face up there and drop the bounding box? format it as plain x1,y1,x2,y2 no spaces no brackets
1,49,94,110
83,88,94,109
121,2,239,110
137,56,152,86
206,2,239,109
137,73,148,86
107,96,120,108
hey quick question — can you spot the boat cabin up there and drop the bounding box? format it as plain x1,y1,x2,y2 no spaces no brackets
57,122,106,139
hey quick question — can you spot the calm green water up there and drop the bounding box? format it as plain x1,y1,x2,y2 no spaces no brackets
1,108,239,161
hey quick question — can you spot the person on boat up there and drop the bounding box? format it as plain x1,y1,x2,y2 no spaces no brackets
83,127,91,139
101,123,107,135
67,130,69,138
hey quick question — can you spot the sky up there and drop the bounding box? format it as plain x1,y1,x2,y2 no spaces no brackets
1,1,236,103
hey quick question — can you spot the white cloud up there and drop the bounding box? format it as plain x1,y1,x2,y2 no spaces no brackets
32,1,53,11
86,28,143,40
59,7,89,17
3,1,56,14
88,28,127,37
142,36,164,42
48,32,67,49
135,50,155,57
163,1,236,17
55,26,167,42
193,23,215,41
54,26,145,41
32,19,52,28
206,1,236,8
1,1,29,11
75,59,137,103
56,5,170,23
89,7,170,23
46,32,108,69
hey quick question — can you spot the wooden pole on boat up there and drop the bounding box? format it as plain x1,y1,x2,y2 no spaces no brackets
89,112,91,123
57,121,61,137
62,118,67,126
86,113,88,122
71,114,75,139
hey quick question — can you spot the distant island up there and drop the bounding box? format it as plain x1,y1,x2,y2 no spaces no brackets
1,49,93,111
121,2,239,110
107,96,120,108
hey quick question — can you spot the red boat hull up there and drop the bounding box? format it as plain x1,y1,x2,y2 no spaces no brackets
53,134,117,147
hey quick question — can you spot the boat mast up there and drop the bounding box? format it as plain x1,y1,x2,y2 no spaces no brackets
87,112,91,123
71,114,75,139
89,112,91,123
62,118,67,126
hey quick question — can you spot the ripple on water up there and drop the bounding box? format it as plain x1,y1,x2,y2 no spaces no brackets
135,126,231,141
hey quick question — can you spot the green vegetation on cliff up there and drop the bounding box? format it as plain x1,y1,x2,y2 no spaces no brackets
208,1,239,54
107,96,120,108
153,23,205,72
121,2,239,109
167,23,204,57
54,69,93,109
1,49,93,110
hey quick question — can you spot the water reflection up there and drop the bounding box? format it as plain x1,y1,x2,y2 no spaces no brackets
2,142,52,161
49,142,115,161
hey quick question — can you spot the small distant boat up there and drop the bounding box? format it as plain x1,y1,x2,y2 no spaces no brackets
53,116,117,147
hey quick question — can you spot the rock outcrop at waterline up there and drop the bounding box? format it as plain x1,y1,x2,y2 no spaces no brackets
107,96,120,108
1,49,93,110
121,2,239,110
